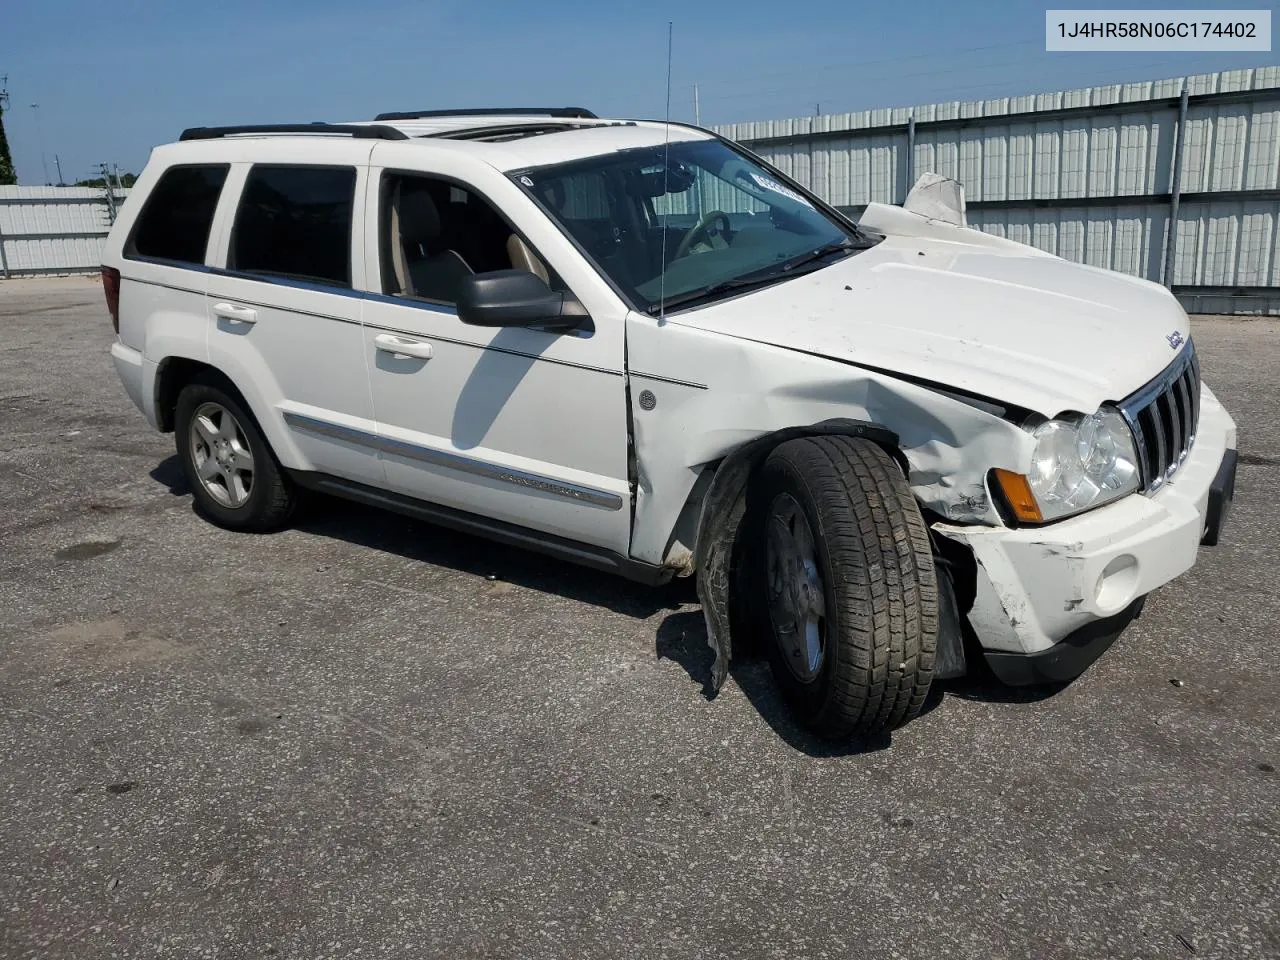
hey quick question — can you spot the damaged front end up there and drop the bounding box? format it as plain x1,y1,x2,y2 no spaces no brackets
624,308,1039,692
690,419,903,691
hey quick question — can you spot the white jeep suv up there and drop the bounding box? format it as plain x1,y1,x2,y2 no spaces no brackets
102,107,1238,738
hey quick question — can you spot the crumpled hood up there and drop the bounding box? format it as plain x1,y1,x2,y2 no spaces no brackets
672,233,1191,417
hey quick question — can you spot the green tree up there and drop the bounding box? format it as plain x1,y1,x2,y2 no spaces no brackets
75,172,137,189
0,108,16,185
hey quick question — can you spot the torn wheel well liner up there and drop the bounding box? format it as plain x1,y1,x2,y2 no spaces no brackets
692,418,902,692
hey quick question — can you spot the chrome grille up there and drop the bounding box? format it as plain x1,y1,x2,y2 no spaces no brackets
1119,342,1201,493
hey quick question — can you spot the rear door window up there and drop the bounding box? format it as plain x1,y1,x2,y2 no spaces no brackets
230,165,356,287
126,165,229,265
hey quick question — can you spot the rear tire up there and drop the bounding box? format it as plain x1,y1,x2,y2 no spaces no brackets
752,436,937,739
175,379,296,532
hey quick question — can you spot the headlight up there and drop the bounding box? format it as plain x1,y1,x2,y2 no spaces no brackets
996,407,1141,523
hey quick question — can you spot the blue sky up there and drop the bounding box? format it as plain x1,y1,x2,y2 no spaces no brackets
1,0,1274,183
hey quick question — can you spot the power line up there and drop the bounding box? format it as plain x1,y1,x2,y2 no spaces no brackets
687,39,1041,92
882,56,1251,104
594,47,1266,126
590,39,1042,109
708,57,1263,127
697,52,1050,106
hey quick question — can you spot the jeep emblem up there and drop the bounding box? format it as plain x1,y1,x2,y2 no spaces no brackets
1166,331,1185,350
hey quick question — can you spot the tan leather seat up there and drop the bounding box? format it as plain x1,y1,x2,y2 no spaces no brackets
396,187,474,303
507,234,549,283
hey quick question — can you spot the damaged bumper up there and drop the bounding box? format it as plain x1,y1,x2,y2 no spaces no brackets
935,384,1237,680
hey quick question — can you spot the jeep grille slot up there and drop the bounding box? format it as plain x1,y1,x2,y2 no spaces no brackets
1120,342,1201,493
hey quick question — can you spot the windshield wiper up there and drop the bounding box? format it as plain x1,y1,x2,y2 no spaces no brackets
645,239,863,315
775,238,859,273
645,271,796,315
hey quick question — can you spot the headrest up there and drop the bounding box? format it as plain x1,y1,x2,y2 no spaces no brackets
397,188,441,245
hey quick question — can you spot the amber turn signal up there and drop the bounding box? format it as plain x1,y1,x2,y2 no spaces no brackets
993,469,1044,523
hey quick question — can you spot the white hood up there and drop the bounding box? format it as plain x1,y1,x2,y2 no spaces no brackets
672,231,1191,418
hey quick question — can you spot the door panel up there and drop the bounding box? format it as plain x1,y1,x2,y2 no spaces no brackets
205,276,382,484
355,155,635,555
361,298,630,552
205,159,383,486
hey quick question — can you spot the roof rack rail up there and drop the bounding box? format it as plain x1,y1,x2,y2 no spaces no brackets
374,107,597,121
179,123,409,142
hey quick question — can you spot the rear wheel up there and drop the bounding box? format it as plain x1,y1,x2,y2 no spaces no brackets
753,435,937,738
175,379,295,532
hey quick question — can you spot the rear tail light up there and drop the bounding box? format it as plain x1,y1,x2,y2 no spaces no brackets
101,266,121,333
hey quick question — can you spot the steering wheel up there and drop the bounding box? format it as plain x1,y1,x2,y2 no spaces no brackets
674,210,732,259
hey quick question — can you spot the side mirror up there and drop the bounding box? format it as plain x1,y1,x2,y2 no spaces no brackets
456,269,589,332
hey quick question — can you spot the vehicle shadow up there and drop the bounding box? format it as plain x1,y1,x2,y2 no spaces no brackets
152,454,682,620
934,672,1067,705
656,609,918,758
150,455,189,495
294,492,687,621
150,456,1060,746
655,610,1062,756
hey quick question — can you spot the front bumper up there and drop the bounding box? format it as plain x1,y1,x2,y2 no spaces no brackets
935,384,1237,677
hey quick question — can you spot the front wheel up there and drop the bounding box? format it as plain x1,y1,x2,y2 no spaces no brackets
753,436,938,739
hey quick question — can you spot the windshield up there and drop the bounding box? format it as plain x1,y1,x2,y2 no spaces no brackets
511,138,875,313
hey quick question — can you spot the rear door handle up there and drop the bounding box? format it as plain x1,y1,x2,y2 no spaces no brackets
374,334,433,360
213,302,258,325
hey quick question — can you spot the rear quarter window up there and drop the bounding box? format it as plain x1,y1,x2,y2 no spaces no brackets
229,165,356,287
125,165,229,265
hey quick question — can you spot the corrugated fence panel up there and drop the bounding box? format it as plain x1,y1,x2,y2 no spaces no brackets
0,186,131,277
8,75,1279,313
1173,199,1280,286
718,67,1280,313
969,204,1168,280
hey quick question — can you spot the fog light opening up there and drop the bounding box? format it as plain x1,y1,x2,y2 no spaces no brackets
1095,554,1140,614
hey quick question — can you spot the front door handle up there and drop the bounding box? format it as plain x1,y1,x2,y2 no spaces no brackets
213,302,258,325
374,334,433,360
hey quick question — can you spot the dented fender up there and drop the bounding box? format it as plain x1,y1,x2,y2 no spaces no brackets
624,311,1036,688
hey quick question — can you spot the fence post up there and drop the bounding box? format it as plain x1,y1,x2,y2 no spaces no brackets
1160,80,1190,287
807,112,816,194
905,114,916,201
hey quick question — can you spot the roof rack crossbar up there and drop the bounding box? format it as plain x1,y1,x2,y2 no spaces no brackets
179,123,409,142
373,107,597,121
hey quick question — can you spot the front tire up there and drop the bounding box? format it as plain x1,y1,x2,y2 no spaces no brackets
753,436,937,739
175,379,296,532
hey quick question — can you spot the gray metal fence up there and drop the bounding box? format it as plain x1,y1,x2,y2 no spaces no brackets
5,67,1279,314
0,185,129,278
715,66,1280,314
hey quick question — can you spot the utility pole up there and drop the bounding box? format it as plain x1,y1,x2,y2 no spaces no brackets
99,161,117,222
54,154,64,186
693,83,700,126
30,103,50,185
